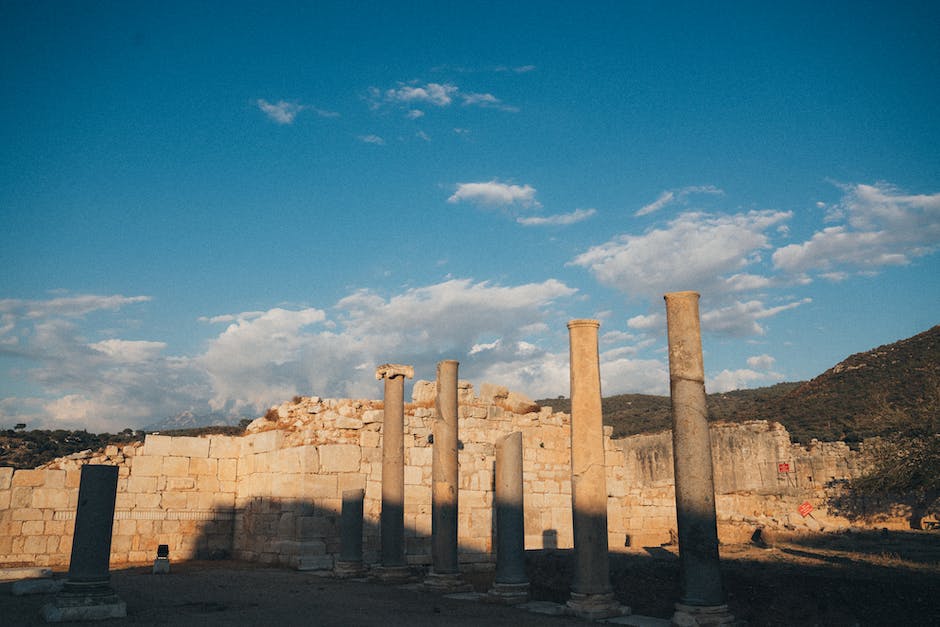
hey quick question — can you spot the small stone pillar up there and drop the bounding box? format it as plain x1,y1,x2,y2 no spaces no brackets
425,359,471,592
566,319,626,619
664,291,734,626
488,431,529,604
335,489,366,578
152,544,170,574
374,363,414,582
42,465,126,622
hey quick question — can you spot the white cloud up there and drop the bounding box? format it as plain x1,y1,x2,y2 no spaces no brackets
627,313,663,331
635,185,723,216
772,182,940,276
517,208,596,226
0,294,151,319
90,339,167,363
572,210,791,300
407,109,425,119
700,298,811,337
746,354,776,369
359,134,386,145
372,81,517,112
384,82,457,106
448,180,540,208
416,130,431,142
708,368,782,393
257,99,306,125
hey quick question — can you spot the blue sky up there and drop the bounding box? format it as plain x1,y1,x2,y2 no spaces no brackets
2,1,938,431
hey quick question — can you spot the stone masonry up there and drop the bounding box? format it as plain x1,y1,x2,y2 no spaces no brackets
1,384,872,571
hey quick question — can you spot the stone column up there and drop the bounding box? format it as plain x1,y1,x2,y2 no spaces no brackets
488,431,529,604
425,359,471,592
566,319,626,619
42,464,126,622
374,363,413,582
335,489,366,578
664,291,734,626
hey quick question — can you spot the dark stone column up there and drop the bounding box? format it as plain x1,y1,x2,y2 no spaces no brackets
335,489,366,578
425,359,471,592
488,431,529,604
664,291,734,626
565,320,626,619
42,464,126,622
374,363,413,582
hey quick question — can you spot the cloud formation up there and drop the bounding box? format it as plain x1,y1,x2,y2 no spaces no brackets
256,99,338,124
517,208,596,226
773,182,940,277
635,185,723,216
571,210,791,298
371,81,517,113
448,180,540,208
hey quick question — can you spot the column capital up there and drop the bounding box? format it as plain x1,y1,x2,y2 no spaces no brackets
375,364,414,380
567,318,600,330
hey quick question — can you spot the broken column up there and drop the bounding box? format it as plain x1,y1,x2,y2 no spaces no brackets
488,431,529,604
425,359,471,592
664,291,734,626
42,464,126,622
374,363,414,582
566,319,626,619
335,489,366,578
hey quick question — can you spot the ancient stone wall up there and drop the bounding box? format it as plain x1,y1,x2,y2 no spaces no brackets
0,383,874,570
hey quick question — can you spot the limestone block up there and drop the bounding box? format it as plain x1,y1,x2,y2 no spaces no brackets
165,477,196,491
406,446,432,467
190,457,218,476
403,485,431,511
142,434,174,456
11,506,43,521
135,493,161,509
126,475,158,494
411,380,435,404
0,467,13,490
23,535,47,554
404,465,423,486
306,474,338,498
0,490,9,510
12,469,52,487
131,455,163,477
318,444,361,472
218,459,237,482
31,488,69,510
21,520,45,535
65,469,82,488
162,456,190,477
361,409,383,423
359,430,380,448
208,435,242,459
243,430,283,454
335,416,363,429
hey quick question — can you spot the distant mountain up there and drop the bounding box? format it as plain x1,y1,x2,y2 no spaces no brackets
143,410,244,432
539,325,939,444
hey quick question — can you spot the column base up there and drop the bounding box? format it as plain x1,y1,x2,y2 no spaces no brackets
371,565,413,583
566,591,630,620
672,603,735,626
423,571,474,593
333,560,367,578
485,581,530,604
153,557,170,574
41,588,127,622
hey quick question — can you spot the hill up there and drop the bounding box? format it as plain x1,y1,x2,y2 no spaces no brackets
540,325,939,444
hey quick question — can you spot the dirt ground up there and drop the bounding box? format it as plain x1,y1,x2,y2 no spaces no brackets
3,530,939,626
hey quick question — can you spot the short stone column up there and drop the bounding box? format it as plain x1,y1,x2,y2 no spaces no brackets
664,291,734,626
335,489,366,578
425,359,471,592
374,363,413,582
42,465,126,622
487,431,529,604
566,319,626,619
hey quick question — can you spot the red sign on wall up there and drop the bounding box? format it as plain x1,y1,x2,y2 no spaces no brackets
798,501,814,517
777,462,791,473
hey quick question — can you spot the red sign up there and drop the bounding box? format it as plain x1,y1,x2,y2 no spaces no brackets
798,501,814,517
777,462,791,473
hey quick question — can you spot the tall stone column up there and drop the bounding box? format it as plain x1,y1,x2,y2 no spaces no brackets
335,489,366,578
425,359,470,592
566,319,626,619
664,291,734,626
374,363,413,582
42,465,126,622
488,431,529,604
